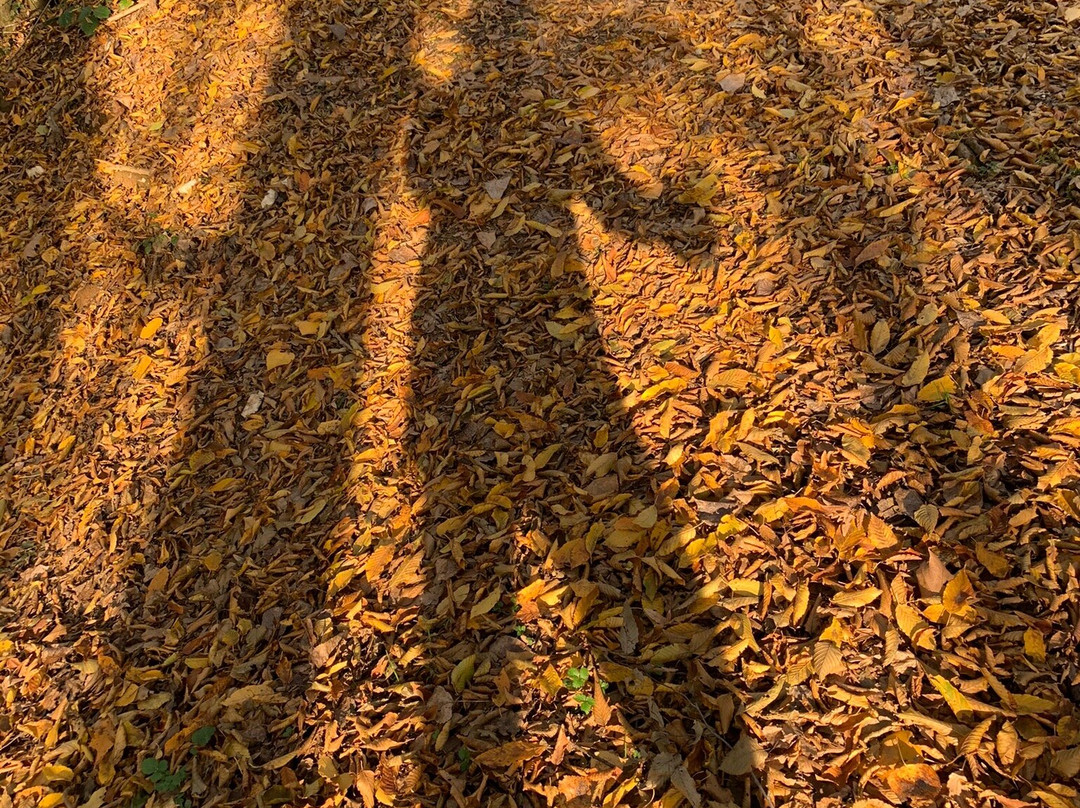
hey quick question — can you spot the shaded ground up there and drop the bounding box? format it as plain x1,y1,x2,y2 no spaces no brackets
3,0,1080,806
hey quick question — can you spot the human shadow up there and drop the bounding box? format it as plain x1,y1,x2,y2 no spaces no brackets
0,1,413,805
329,0,767,805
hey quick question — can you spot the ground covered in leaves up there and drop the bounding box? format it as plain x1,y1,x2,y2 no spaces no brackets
4,0,1080,805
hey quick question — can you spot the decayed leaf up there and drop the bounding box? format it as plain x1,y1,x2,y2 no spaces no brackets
718,73,746,93
619,602,638,655
856,239,891,267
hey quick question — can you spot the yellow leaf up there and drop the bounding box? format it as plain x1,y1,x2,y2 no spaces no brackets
942,570,976,617
729,578,762,597
1032,790,1078,808
535,665,563,698
754,499,789,523
131,354,153,380
1024,627,1047,662
896,604,936,649
928,674,973,720
1013,693,1056,714
469,588,501,621
676,173,721,205
1014,345,1053,375
640,377,687,402
545,320,576,341
266,349,296,371
832,587,881,608
451,655,475,692
841,433,871,466
812,641,844,679
876,197,918,218
40,765,75,783
139,317,163,339
901,352,931,386
976,543,1010,578
917,376,956,402
792,582,810,625
296,498,327,524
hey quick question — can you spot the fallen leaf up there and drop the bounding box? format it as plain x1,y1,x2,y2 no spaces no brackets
474,740,545,768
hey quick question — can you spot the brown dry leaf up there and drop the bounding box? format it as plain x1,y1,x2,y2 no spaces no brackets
997,723,1019,766
709,368,754,390
915,549,951,595
718,73,746,93
870,319,891,354
719,734,765,776
474,741,545,768
669,765,701,808
856,239,891,266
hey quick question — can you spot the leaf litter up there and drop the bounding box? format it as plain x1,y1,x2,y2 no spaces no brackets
2,0,1080,806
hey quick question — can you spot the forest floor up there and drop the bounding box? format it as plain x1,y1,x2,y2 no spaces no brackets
3,0,1080,806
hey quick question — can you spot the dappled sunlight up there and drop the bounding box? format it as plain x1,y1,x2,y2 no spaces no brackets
89,0,288,229
411,0,474,86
